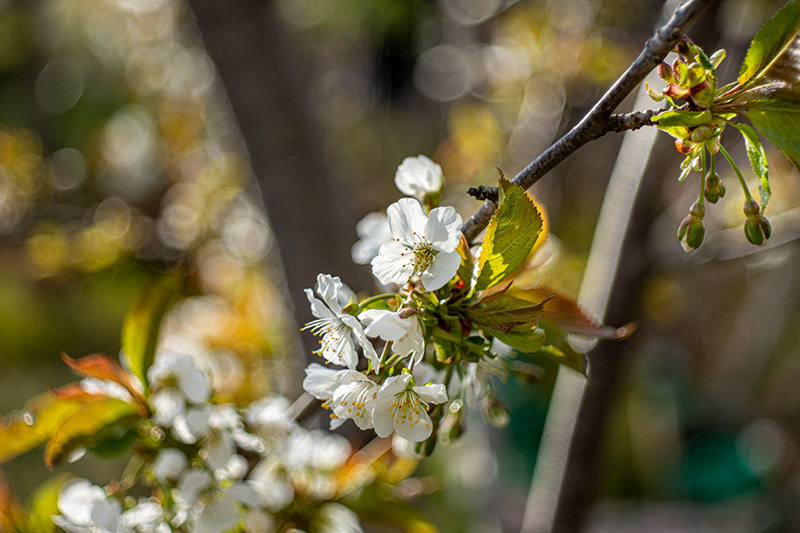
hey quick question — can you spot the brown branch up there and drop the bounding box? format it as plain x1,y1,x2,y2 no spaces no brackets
461,0,714,242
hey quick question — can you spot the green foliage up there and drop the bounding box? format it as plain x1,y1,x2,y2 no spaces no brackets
747,106,800,169
737,0,800,87
24,474,69,533
651,109,711,128
121,272,181,391
44,397,139,467
730,122,771,211
474,177,543,292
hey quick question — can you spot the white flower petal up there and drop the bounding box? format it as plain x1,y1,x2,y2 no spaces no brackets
387,198,427,242
424,206,462,253
371,241,413,286
414,383,447,404
420,249,460,290
302,363,339,400
360,309,406,341
57,479,105,526
351,212,391,265
394,155,443,200
90,498,121,533
305,289,336,320
194,493,239,533
151,448,188,482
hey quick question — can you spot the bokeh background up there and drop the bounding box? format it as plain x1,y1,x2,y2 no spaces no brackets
0,0,799,531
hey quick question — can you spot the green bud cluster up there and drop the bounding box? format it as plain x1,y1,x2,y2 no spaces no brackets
742,199,772,246
677,201,705,252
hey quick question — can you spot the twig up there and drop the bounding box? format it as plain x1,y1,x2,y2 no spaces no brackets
461,0,714,242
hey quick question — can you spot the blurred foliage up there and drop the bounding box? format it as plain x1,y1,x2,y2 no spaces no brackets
0,0,799,531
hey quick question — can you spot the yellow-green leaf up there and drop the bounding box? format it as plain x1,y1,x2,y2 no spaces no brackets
121,272,181,391
474,178,544,291
465,293,547,331
26,474,70,533
738,0,800,86
651,109,711,128
44,397,139,468
0,393,87,465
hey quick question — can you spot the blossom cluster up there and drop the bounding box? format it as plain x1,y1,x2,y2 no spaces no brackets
53,352,364,533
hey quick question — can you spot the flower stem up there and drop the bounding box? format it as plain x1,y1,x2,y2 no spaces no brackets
698,146,706,207
719,144,755,204
357,293,399,312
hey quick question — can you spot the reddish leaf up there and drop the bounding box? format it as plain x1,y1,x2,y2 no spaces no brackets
507,286,635,340
61,353,147,411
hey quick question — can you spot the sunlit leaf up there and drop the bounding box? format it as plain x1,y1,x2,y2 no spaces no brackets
747,105,800,169
0,393,87,465
490,326,547,353
44,397,139,467
730,122,771,210
121,272,181,391
474,177,544,292
651,109,712,128
738,0,800,87
61,353,147,413
455,234,474,285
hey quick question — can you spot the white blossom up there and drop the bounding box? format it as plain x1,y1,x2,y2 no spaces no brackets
119,500,170,532
351,211,391,265
360,309,425,364
53,479,121,533
148,352,211,404
372,373,447,441
394,155,443,201
371,198,462,291
302,274,377,369
151,448,188,482
192,492,240,533
315,502,364,533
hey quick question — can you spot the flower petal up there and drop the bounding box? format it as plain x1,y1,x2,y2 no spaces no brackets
394,155,443,199
420,250,460,290
305,289,335,320
371,241,413,286
414,383,447,404
424,206,462,253
394,406,433,442
302,363,340,400
387,198,427,242
360,309,406,341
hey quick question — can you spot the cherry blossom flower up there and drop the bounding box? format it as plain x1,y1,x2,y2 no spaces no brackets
148,352,211,404
302,274,377,369
371,198,462,291
302,363,378,430
360,308,425,363
351,211,391,265
394,155,443,201
53,479,121,533
372,373,447,441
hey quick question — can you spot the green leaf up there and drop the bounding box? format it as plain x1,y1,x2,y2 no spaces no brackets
474,177,544,291
651,109,712,128
44,397,140,467
26,474,70,533
490,326,546,353
455,234,474,285
0,393,87,465
738,0,800,87
465,294,547,332
529,320,588,374
730,122,771,210
121,272,181,391
747,105,800,169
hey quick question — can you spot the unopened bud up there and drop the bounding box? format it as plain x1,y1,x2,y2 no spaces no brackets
690,123,716,143
743,199,760,217
704,172,726,203
678,202,705,252
687,62,706,88
674,37,692,58
657,61,675,83
665,83,691,101
398,307,417,319
690,80,715,108
744,214,771,246
674,138,695,154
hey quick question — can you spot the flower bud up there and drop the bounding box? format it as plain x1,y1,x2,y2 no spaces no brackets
657,61,675,83
674,138,695,154
690,80,715,108
690,123,716,143
677,201,705,252
687,62,706,88
398,307,417,319
744,214,771,246
743,199,760,217
665,83,691,100
704,172,725,203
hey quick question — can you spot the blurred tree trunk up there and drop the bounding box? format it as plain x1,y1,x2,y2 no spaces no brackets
186,0,367,334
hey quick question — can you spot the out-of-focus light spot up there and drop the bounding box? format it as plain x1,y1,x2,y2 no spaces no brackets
157,187,205,250
47,147,86,191
116,0,169,16
483,45,531,84
35,58,86,114
442,0,501,25
208,347,245,396
101,106,162,201
94,197,132,239
164,47,215,100
312,69,374,126
414,45,475,102
223,215,272,262
736,419,790,480
277,0,335,29
197,243,246,295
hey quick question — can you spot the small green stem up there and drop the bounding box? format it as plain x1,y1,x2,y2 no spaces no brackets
378,341,391,366
382,352,404,370
698,146,706,207
357,293,398,312
432,329,463,344
719,144,755,203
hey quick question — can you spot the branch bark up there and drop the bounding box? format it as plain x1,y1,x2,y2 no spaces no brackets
461,0,714,242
